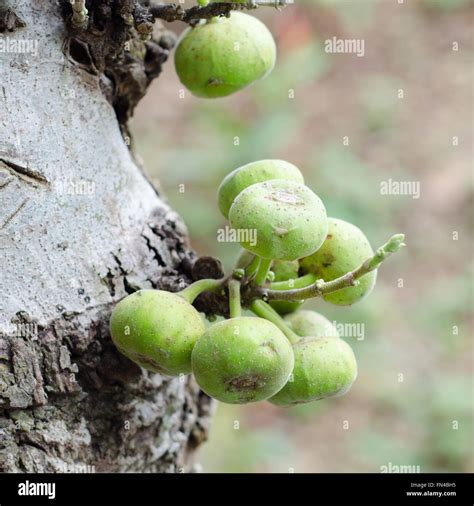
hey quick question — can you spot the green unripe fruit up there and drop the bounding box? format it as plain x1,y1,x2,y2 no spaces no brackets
109,290,205,376
229,180,328,261
300,218,377,306
268,336,357,406
269,260,303,315
285,310,339,339
272,259,300,281
218,160,304,218
174,12,276,98
269,299,301,317
191,317,294,404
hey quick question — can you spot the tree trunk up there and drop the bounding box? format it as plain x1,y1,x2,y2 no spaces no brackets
0,0,215,473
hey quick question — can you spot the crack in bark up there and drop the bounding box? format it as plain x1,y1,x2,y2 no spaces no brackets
0,158,50,188
111,253,139,295
0,198,28,230
104,270,116,297
142,233,166,267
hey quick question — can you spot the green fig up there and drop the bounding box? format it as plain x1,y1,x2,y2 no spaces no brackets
218,160,304,218
109,289,205,376
174,12,276,98
268,335,357,406
300,218,377,305
229,180,328,261
191,317,294,404
284,309,339,338
272,259,300,282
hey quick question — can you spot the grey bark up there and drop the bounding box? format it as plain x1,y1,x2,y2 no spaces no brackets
0,0,215,472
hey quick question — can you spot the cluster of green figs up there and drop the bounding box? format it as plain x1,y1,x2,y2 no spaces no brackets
174,11,277,98
110,159,381,407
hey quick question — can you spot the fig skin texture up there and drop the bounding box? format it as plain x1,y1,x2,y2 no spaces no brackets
229,179,328,261
191,317,294,404
284,309,339,339
268,335,357,407
269,260,304,315
109,289,205,376
218,160,304,218
300,218,377,306
174,12,277,98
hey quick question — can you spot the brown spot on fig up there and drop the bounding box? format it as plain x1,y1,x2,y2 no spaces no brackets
225,374,266,392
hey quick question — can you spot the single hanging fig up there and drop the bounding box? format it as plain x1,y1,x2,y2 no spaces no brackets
174,12,277,98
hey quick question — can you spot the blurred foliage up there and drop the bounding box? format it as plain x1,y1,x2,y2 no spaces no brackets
422,0,472,10
203,404,297,472
132,0,473,473
313,0,377,29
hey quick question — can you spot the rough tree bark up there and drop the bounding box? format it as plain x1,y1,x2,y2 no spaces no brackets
0,0,216,472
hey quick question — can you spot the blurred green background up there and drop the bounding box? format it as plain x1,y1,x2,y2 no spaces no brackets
130,0,473,472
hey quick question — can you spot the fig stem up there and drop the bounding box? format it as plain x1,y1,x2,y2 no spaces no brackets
245,255,260,277
254,257,272,285
250,299,299,344
250,234,406,302
178,278,224,304
269,273,317,291
234,250,257,271
245,257,260,278
228,279,242,318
